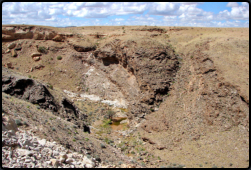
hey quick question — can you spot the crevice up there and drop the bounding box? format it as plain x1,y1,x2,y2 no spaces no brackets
240,95,249,107
203,69,216,74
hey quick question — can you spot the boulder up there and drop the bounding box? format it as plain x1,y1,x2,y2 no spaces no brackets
11,49,17,57
8,42,16,49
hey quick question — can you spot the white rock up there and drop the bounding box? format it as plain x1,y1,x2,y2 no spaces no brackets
38,139,46,146
24,159,31,163
16,149,34,157
83,156,95,166
53,150,59,157
59,157,65,163
50,159,59,167
84,163,93,168
65,158,74,164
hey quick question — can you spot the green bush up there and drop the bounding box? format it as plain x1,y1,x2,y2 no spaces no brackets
52,127,56,131
57,56,62,60
38,46,47,53
107,110,115,120
48,83,53,89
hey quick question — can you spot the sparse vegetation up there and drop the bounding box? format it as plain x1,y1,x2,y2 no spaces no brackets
38,46,47,53
57,56,62,60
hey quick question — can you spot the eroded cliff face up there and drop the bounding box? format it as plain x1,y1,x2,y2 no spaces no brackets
80,39,180,119
2,25,74,41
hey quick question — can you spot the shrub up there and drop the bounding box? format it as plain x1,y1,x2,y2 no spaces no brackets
38,46,47,53
131,151,135,154
28,75,31,78
48,83,53,90
57,56,62,60
107,110,115,120
15,119,22,126
52,127,56,131
100,143,106,148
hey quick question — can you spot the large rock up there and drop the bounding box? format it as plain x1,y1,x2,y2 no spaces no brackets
2,68,57,111
52,35,64,42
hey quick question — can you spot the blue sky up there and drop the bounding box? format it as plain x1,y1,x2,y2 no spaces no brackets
2,2,249,27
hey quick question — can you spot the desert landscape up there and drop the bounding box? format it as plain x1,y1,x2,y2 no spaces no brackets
2,25,249,168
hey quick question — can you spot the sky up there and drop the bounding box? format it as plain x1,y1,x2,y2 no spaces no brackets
2,2,249,27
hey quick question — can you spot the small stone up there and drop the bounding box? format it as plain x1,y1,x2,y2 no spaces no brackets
11,49,17,57
59,157,65,163
5,62,12,69
50,159,59,167
31,53,41,58
53,150,59,157
38,139,46,146
84,163,93,168
33,56,40,61
65,158,74,164
24,159,31,163
8,42,16,49
59,153,68,159
16,148,34,157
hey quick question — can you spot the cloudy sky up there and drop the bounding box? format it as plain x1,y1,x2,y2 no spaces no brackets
2,2,249,27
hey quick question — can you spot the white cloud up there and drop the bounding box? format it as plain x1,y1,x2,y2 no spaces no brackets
114,18,124,22
217,2,249,20
148,2,180,15
226,2,239,7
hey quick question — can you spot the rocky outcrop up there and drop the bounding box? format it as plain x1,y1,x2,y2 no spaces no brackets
2,26,57,41
2,67,90,133
73,44,96,52
2,69,58,111
92,39,180,118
